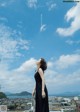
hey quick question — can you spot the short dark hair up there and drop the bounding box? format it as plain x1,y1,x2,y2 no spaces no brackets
40,58,47,72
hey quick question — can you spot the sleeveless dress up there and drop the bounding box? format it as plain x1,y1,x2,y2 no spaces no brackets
34,70,49,112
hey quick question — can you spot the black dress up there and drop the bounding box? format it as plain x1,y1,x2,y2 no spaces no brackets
34,70,49,112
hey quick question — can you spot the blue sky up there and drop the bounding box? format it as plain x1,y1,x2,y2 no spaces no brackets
0,0,80,95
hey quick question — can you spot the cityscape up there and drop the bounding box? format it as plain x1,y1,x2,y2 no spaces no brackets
0,90,80,112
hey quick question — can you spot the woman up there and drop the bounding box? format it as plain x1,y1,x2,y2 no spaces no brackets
32,58,49,112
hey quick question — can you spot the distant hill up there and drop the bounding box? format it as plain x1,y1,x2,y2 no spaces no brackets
5,91,32,96
61,91,80,96
5,92,12,95
0,92,7,99
49,91,80,97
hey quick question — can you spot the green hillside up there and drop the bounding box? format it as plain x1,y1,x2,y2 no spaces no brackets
0,92,7,99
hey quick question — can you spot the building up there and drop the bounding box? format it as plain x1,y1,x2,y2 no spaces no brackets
74,96,79,101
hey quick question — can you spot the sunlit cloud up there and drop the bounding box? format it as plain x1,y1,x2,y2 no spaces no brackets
56,3,80,36
53,54,80,69
15,58,37,73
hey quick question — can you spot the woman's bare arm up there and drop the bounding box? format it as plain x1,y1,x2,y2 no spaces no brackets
38,68,45,91
32,83,36,92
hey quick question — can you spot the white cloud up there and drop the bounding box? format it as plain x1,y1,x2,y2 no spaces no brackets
26,0,56,11
0,66,34,93
45,68,80,94
0,24,29,60
0,58,37,93
15,58,37,73
0,55,80,94
0,0,15,7
44,54,80,93
66,40,80,45
38,54,80,93
54,54,80,69
56,3,80,36
47,61,53,68
26,0,37,9
48,3,56,11
40,24,47,32
40,14,47,32
46,1,56,11
46,54,80,70
25,55,78,94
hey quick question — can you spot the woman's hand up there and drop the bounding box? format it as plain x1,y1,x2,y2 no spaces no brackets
32,90,35,97
42,90,46,98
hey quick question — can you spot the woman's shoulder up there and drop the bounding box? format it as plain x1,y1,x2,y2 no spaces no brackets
38,68,43,71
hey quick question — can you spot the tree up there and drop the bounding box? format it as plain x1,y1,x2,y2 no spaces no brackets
0,92,7,99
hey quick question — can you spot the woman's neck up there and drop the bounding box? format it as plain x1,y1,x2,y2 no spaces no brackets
37,65,40,71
